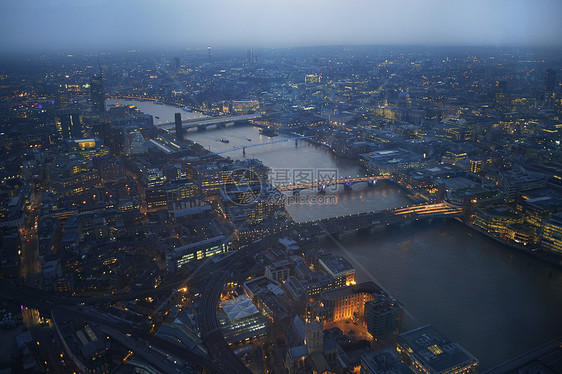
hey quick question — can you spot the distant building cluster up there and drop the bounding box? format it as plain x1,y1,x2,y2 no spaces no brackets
0,45,560,372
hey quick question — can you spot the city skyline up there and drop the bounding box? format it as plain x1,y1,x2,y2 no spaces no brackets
1,3,562,369
1,0,562,55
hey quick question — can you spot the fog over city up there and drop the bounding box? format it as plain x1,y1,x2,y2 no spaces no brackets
1,0,562,54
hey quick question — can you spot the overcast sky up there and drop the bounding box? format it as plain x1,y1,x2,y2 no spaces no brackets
1,0,561,54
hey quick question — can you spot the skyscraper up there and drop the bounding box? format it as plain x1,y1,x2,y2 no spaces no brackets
175,113,184,141
494,80,509,112
247,50,254,64
545,69,556,93
90,74,105,115
54,108,83,140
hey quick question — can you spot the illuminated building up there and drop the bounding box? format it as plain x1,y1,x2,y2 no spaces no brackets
49,156,100,196
305,74,321,84
195,159,268,196
519,196,562,240
505,223,534,245
474,206,522,238
226,188,285,225
541,213,562,255
397,325,479,374
318,255,355,287
65,138,109,160
498,168,548,202
163,178,200,211
495,80,510,112
365,296,404,341
312,282,380,323
145,187,167,210
54,108,83,140
232,100,259,114
442,150,468,165
166,236,231,271
141,166,166,188
218,294,267,343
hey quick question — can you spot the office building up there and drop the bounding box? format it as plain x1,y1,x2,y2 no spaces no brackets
541,213,562,255
495,80,510,112
90,74,105,115
365,296,404,341
361,349,414,374
318,254,355,288
397,325,479,374
545,68,556,93
54,108,83,140
175,112,184,141
49,156,99,196
219,294,267,343
232,100,259,114
166,236,231,271
498,168,548,202
311,282,380,323
266,260,291,283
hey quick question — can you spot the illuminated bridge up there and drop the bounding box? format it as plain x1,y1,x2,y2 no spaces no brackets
293,203,463,236
156,114,263,131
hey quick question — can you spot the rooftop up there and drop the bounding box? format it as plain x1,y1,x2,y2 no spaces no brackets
220,294,260,322
398,325,478,374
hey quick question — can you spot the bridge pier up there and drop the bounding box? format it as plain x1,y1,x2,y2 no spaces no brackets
242,147,246,155
318,185,326,193
197,125,206,132
344,182,353,190
292,189,300,196
368,179,377,187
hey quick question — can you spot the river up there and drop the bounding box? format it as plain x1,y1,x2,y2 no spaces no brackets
113,99,562,371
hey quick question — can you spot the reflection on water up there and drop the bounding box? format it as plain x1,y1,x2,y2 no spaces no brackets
122,100,562,371
322,220,562,370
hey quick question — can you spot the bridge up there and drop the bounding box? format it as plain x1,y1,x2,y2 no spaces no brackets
295,203,462,236
203,136,315,157
156,114,263,131
236,202,463,241
277,175,390,192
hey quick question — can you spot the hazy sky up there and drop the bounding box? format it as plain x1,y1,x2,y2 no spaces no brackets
1,0,561,54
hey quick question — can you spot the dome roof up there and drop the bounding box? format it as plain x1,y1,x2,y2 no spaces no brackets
398,91,410,99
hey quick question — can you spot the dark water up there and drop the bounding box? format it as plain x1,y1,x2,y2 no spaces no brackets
128,100,562,371
322,220,562,370
106,99,206,125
